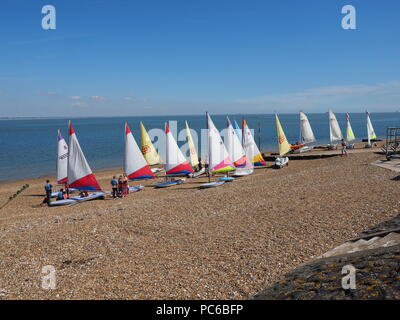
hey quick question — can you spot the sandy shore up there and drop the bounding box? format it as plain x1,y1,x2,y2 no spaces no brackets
0,143,399,299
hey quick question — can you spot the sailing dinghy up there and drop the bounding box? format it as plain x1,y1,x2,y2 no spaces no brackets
185,121,206,178
242,120,266,166
226,117,248,168
366,111,377,148
232,119,254,177
124,123,156,180
200,113,235,189
292,111,316,153
51,122,104,206
346,113,356,149
274,114,290,169
154,123,193,188
328,109,343,149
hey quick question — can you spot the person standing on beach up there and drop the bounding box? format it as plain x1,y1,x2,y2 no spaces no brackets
341,139,348,157
122,173,129,197
44,180,52,206
118,175,123,198
111,176,118,199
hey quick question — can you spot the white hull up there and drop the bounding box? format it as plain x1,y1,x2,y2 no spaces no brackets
199,181,225,189
232,169,254,177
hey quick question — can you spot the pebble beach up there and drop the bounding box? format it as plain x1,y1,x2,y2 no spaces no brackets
0,143,399,299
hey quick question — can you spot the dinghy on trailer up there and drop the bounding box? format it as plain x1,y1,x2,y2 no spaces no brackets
328,110,343,150
274,114,290,169
200,113,235,189
124,123,156,180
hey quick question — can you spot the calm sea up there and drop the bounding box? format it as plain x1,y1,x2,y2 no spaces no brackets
1,113,399,182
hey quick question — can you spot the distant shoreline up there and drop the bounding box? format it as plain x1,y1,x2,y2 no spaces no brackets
1,111,400,121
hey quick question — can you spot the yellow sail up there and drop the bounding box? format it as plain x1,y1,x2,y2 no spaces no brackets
276,114,291,156
185,121,199,167
140,122,161,165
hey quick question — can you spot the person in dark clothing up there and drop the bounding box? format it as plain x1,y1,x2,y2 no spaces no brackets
56,189,64,201
198,157,202,171
44,180,52,206
111,176,118,199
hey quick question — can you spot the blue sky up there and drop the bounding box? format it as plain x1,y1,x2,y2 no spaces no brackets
0,0,399,117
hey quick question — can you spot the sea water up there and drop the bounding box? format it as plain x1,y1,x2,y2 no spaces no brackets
0,112,399,182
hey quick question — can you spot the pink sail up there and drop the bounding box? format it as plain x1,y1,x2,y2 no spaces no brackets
124,123,156,180
67,122,101,190
165,123,193,175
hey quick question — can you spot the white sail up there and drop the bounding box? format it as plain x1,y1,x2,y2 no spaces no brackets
299,111,316,144
67,122,101,190
207,113,235,173
366,111,377,143
242,120,266,166
124,123,155,180
329,109,343,143
226,117,247,167
165,123,193,175
56,129,68,184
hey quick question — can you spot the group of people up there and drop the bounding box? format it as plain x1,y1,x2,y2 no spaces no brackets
110,174,130,199
43,180,90,206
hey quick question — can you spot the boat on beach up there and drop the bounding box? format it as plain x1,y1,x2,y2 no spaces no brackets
124,123,156,180
291,111,316,154
155,123,193,188
200,113,235,189
274,114,290,169
327,109,343,150
50,122,103,206
346,113,356,149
